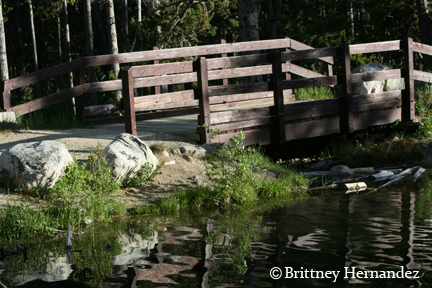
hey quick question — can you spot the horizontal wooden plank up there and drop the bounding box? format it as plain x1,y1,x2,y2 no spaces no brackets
86,115,125,126
135,107,199,121
290,39,334,64
5,58,83,91
9,85,85,117
209,90,292,105
135,99,198,112
352,90,401,105
133,73,197,88
131,61,193,77
85,80,122,93
210,95,293,112
412,41,432,56
211,106,273,124
208,64,272,80
349,40,401,54
213,118,272,132
282,75,338,90
207,53,271,69
281,47,340,62
134,90,198,111
413,70,432,83
351,69,402,83
285,107,339,121
285,116,340,141
284,98,340,113
208,82,269,97
289,63,327,79
209,127,273,146
352,99,401,112
84,104,121,116
353,107,401,130
83,38,292,67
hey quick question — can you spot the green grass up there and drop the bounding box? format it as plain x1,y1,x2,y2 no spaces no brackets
294,86,337,101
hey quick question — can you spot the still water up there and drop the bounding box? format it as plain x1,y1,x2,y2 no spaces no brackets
2,186,432,287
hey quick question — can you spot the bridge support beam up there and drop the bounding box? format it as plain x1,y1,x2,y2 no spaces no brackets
339,42,354,134
401,37,415,122
122,66,137,136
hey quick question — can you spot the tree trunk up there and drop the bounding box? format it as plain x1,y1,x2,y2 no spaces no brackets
0,0,8,82
272,0,282,39
63,0,75,113
137,0,141,22
57,15,65,115
14,0,23,77
416,0,432,70
84,0,97,105
28,0,40,98
107,0,121,100
238,0,262,83
122,0,130,50
92,1,109,55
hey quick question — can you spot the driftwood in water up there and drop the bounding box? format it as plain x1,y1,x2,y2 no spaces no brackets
66,225,72,249
351,167,374,174
368,176,405,193
413,167,426,182
345,182,367,193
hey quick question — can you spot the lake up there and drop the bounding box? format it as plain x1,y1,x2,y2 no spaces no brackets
1,184,432,287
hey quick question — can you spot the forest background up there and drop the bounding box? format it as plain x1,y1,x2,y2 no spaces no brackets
0,0,431,107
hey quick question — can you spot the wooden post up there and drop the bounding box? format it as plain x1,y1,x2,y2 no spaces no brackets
221,39,228,86
0,80,10,111
152,46,161,95
271,50,286,144
121,66,137,136
194,57,211,144
73,57,86,123
401,37,415,122
283,37,292,96
339,42,354,134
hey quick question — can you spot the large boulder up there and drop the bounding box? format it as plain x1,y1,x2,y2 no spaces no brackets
0,111,17,130
352,62,405,95
103,133,159,184
0,141,73,191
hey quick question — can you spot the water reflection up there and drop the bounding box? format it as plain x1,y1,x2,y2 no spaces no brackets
3,186,432,287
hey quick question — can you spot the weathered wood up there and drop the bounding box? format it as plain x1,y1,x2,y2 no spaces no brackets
152,46,161,95
209,127,273,146
413,70,432,83
349,40,401,54
339,42,354,134
194,57,211,144
352,90,401,105
289,63,328,79
353,107,401,130
131,61,193,78
412,41,432,56
281,47,340,62
83,38,292,67
401,37,415,121
282,75,338,90
5,58,83,91
73,60,86,123
271,51,286,144
135,99,198,112
210,95,293,112
9,85,84,117
210,107,273,125
209,90,292,105
213,118,272,132
84,104,121,116
133,73,197,88
352,99,401,112
208,64,273,81
284,106,340,121
85,80,123,93
284,98,340,113
285,116,340,141
207,53,271,70
134,90,195,105
208,82,268,97
220,39,228,86
121,66,137,136
351,69,403,83
290,38,334,64
135,107,199,121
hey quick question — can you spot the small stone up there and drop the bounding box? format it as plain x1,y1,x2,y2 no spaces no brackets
164,160,176,165
162,150,170,157
179,145,206,158
188,175,200,181
329,165,353,178
266,171,277,178
170,148,182,155
183,155,195,163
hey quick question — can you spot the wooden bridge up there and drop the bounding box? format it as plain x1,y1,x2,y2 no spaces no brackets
1,37,431,146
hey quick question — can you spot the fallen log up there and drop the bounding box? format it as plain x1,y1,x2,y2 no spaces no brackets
413,167,426,183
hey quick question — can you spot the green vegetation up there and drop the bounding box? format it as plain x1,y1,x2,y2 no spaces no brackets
158,131,309,212
294,86,337,101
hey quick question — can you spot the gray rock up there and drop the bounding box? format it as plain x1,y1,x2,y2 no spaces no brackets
329,165,353,178
104,133,159,184
352,62,405,95
179,145,206,158
0,141,73,191
170,148,182,155
199,143,223,155
113,231,158,266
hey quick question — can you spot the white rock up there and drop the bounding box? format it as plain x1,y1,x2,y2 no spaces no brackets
352,62,405,95
180,145,206,158
104,133,159,184
0,111,17,129
0,141,73,191
164,160,176,165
